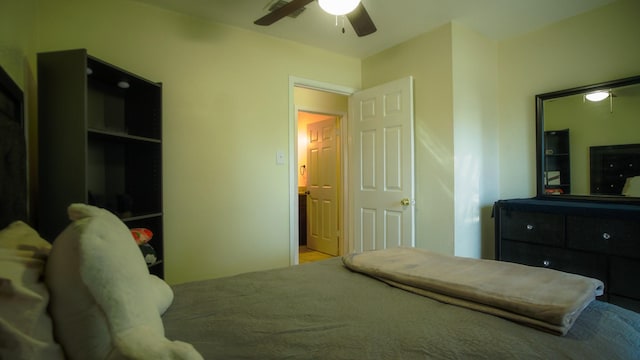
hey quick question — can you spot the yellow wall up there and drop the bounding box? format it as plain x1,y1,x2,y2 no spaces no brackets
362,23,499,258
362,25,456,255
4,0,640,283
34,0,360,284
497,0,640,200
0,0,39,219
295,86,349,113
0,0,37,87
361,0,640,259
451,23,498,259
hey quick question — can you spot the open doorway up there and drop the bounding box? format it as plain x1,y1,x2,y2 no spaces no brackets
290,78,355,265
298,111,341,262
290,76,416,264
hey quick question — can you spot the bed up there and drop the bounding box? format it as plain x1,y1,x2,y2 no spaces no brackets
1,63,639,359
163,255,640,359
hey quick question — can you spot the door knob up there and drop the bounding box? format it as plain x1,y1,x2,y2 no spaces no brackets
400,198,410,206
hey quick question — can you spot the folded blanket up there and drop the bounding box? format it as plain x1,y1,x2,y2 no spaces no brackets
342,247,604,335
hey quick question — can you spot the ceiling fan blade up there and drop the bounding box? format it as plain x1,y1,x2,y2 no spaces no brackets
346,2,377,37
254,0,314,26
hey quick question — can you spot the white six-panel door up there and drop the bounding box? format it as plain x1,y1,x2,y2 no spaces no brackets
306,117,339,255
349,77,415,252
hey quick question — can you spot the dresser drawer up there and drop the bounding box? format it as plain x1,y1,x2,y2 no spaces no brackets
500,210,564,246
567,216,640,257
609,256,640,300
501,240,607,283
495,199,640,313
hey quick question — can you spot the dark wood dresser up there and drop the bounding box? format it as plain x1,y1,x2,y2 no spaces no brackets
494,198,640,312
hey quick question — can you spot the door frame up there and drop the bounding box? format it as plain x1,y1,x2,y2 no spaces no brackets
288,76,356,265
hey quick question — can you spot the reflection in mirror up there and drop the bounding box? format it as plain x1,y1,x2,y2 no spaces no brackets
536,75,640,202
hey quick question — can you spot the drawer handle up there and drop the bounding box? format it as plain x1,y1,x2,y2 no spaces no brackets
543,260,550,267
526,224,534,230
602,232,611,240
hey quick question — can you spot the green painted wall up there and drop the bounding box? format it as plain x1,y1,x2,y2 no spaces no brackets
4,0,639,283
34,0,360,284
362,24,456,255
498,0,640,200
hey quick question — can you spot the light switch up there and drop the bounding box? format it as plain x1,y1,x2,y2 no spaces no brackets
276,150,285,165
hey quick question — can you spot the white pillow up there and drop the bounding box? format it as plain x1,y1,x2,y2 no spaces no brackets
45,204,202,360
622,176,640,197
0,221,64,360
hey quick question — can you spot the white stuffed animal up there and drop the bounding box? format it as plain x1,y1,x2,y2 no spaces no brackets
45,204,202,360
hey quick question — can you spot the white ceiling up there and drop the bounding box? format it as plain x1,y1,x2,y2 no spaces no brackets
133,0,617,59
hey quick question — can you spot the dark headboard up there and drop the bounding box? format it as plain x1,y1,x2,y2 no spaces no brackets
0,65,27,228
590,144,640,195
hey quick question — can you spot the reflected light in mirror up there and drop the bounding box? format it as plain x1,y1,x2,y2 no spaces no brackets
585,91,610,102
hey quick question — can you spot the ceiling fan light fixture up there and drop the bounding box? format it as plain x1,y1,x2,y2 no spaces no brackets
585,91,610,102
318,0,361,16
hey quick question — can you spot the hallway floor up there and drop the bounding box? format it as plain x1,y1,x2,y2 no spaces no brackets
299,245,335,264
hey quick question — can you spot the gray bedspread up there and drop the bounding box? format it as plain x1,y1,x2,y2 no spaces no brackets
163,258,640,359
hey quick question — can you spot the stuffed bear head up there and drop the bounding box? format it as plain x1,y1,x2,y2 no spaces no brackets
45,204,202,360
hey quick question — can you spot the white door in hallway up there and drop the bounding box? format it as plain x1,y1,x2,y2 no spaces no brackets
306,116,339,256
350,77,415,252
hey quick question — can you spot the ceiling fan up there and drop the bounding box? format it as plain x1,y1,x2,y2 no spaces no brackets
254,0,377,37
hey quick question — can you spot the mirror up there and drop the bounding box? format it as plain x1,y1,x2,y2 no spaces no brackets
536,75,640,202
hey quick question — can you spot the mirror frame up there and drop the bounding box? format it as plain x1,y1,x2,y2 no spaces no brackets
536,74,640,203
